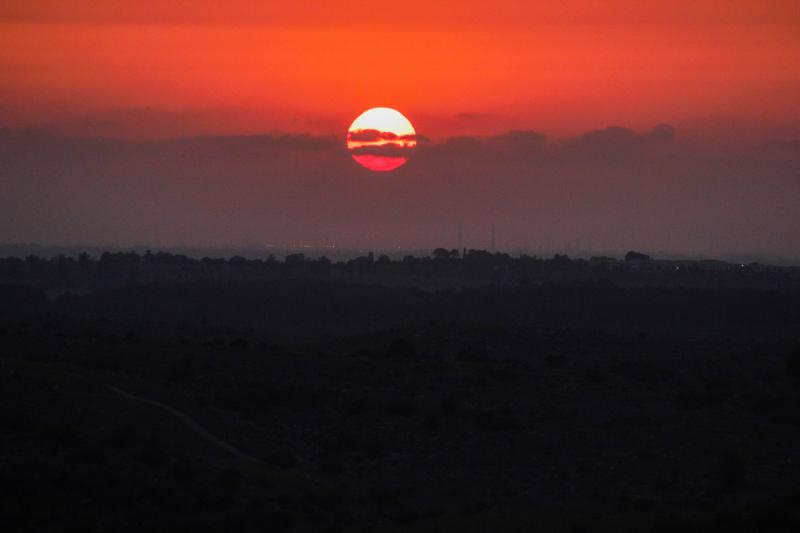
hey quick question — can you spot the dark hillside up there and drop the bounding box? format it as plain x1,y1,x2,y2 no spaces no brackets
1,254,800,531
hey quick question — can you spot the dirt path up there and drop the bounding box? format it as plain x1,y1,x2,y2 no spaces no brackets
102,382,264,465
55,366,265,466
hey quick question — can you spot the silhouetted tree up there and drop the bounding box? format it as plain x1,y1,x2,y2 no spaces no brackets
432,248,451,260
625,250,650,261
285,253,306,264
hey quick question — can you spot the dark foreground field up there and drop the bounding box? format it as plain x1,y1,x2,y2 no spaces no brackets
2,276,800,532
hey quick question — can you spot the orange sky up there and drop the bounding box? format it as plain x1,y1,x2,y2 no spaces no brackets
1,1,799,140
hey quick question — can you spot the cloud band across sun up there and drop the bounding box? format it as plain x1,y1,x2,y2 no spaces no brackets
347,108,417,172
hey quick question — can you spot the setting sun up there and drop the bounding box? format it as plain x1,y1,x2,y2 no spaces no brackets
346,107,417,172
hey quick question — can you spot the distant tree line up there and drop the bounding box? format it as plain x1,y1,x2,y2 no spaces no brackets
0,249,798,291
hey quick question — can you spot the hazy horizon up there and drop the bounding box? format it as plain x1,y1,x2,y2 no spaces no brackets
2,123,798,261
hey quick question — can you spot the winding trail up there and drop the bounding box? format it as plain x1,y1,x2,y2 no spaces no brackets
63,369,264,466
103,382,264,465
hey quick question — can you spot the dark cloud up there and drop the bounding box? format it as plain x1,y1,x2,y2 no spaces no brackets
487,130,548,151
347,129,416,144
576,126,638,147
562,125,678,163
1,126,797,257
647,124,676,141
349,143,410,157
433,135,483,151
183,133,339,151
347,129,397,143
563,126,640,162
